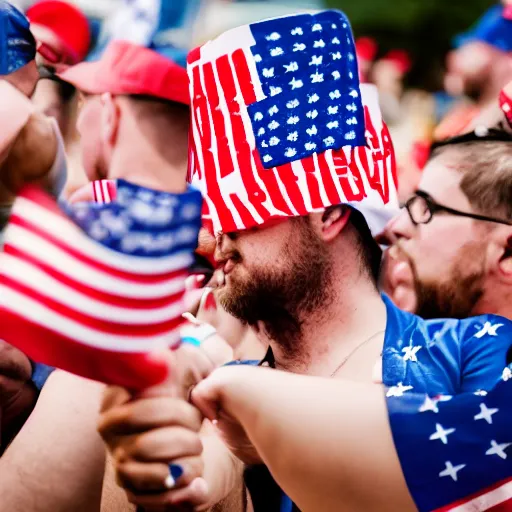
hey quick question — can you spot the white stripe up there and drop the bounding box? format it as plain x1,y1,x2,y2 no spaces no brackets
10,197,193,275
447,480,512,512
0,285,182,353
4,225,190,299
272,167,299,216
324,150,348,203
94,181,103,204
211,56,264,226
197,59,244,230
101,180,110,203
312,153,331,207
293,161,314,212
1,254,186,324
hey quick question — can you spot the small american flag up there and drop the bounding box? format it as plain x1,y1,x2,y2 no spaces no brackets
388,370,512,511
0,180,202,389
187,10,398,235
92,179,117,204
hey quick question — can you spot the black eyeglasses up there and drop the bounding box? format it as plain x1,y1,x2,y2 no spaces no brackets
404,191,512,227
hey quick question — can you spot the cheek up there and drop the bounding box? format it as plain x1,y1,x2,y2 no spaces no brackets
77,107,102,179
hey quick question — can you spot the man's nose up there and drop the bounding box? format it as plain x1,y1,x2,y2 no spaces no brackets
214,232,236,263
376,209,415,246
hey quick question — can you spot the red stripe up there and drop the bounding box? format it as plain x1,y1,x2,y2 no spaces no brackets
434,477,512,512
316,152,342,205
230,194,258,228
191,64,237,232
187,46,201,65
3,244,187,309
301,156,324,210
275,163,308,216
216,52,270,222
9,215,185,283
332,148,365,202
203,62,235,179
0,309,172,390
1,274,185,336
93,182,99,203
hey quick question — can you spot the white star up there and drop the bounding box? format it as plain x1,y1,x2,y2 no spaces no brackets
386,382,413,397
284,62,299,73
474,390,488,397
311,72,324,83
332,71,341,80
289,78,304,89
312,23,322,32
270,47,284,57
348,52,355,61
327,121,339,129
254,112,263,121
254,54,262,63
402,346,422,362
474,403,499,424
269,137,280,146
268,120,280,130
486,440,511,460
291,27,303,36
419,395,439,414
439,462,466,482
429,423,456,445
346,103,358,112
475,321,504,338
346,117,358,125
287,132,298,142
308,94,320,103
263,155,272,163
262,68,275,78
332,37,341,44
310,55,323,66
270,86,282,97
287,116,299,125
287,99,300,109
306,125,318,136
314,40,325,48
503,367,512,381
293,43,306,52
332,52,342,60
324,136,335,147
268,105,279,116
330,90,341,100
257,128,265,136
266,32,281,41
305,142,317,151
285,148,297,158
307,110,318,120
349,90,359,98
328,106,339,115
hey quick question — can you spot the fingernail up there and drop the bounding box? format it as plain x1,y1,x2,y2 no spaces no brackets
169,464,184,481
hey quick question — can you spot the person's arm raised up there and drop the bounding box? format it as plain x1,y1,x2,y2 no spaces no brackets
192,366,416,512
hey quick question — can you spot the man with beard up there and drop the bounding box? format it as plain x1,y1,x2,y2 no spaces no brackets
98,10,512,512
380,127,512,320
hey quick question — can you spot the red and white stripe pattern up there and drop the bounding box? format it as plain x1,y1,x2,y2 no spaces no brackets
434,477,512,512
187,16,399,236
93,179,117,204
0,186,198,389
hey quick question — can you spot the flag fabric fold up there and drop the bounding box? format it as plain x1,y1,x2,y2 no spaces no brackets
0,180,202,389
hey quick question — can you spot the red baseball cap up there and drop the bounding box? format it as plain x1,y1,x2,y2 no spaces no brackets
58,40,190,105
27,0,91,64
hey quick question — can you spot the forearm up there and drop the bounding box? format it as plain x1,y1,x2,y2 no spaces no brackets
219,369,415,512
201,421,245,509
0,371,107,512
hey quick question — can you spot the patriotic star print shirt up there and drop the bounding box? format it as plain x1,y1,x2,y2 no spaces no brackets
240,295,512,511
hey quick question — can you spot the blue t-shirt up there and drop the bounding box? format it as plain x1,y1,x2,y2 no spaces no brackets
240,295,512,511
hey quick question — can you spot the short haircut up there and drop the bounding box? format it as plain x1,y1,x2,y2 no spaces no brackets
430,129,512,220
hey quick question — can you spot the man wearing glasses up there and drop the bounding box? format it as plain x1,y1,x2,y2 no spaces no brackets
381,128,512,321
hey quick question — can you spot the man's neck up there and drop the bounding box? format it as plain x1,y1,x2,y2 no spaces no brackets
260,279,388,376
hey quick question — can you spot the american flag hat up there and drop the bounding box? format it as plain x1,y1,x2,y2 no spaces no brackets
187,9,399,236
0,180,203,389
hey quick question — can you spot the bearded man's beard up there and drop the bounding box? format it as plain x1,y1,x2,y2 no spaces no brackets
218,218,333,355
412,242,486,320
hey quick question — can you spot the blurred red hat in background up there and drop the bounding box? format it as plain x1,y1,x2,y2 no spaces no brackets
27,0,91,64
356,37,378,62
382,49,412,74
